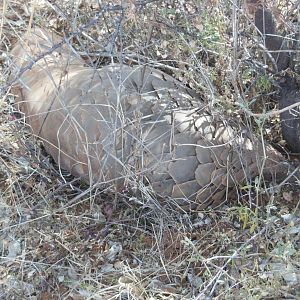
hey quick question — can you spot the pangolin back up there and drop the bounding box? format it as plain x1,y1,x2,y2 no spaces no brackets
10,28,291,209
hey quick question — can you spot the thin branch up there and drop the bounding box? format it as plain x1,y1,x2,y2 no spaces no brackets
244,101,300,118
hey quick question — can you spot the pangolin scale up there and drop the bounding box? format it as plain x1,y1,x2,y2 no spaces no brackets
10,28,292,210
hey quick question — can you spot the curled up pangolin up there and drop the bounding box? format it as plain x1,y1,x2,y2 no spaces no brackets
9,28,296,210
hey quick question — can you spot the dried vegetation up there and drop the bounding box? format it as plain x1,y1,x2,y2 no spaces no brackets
0,0,299,299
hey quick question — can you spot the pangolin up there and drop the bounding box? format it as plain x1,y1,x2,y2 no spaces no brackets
9,28,293,210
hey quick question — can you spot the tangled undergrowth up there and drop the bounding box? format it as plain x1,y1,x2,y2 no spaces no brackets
0,0,299,299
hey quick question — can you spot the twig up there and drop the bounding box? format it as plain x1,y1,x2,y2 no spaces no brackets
244,100,300,118
276,165,300,188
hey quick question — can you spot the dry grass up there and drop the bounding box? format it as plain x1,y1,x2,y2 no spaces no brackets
0,0,299,299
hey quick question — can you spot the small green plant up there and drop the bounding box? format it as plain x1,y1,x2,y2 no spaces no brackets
199,13,224,49
228,206,258,233
242,68,254,82
256,75,272,93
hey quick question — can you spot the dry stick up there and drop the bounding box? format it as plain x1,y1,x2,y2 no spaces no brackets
25,2,35,41
231,0,243,107
53,187,103,213
140,14,155,88
256,41,278,72
276,165,300,189
0,0,7,42
245,101,300,118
